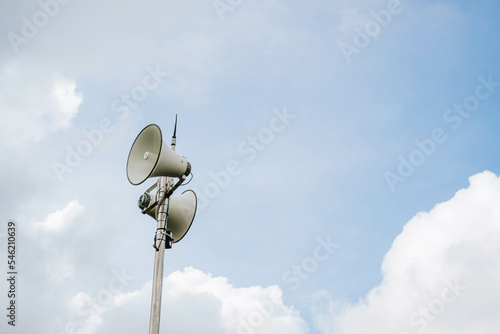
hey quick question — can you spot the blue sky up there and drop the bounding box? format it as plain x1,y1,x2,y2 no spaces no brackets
1,0,500,333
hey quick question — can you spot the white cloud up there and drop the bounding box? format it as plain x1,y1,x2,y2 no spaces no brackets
78,267,309,334
33,199,84,232
0,60,82,147
68,291,106,334
313,171,500,334
30,199,85,283
52,77,83,127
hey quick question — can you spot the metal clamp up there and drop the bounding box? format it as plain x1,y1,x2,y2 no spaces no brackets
153,229,173,251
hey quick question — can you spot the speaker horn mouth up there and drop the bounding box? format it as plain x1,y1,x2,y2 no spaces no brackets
127,124,163,185
170,189,197,243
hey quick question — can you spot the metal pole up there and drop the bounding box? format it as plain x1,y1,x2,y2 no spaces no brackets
148,176,169,334
149,116,178,334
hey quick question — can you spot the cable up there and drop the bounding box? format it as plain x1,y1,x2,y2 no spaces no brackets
181,172,193,186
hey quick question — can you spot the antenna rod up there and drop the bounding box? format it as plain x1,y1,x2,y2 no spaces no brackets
171,114,177,151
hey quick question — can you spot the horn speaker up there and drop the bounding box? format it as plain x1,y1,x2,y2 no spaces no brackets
166,190,197,243
142,190,197,243
127,124,191,185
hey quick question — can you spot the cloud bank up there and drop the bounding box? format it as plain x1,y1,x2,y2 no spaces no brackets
81,267,308,334
313,171,500,334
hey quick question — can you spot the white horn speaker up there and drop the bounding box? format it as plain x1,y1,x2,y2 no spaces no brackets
127,124,191,185
167,190,197,243
142,190,197,242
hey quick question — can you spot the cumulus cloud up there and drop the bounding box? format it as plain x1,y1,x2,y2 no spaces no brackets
31,199,85,283
68,267,309,334
33,199,84,232
0,60,82,147
313,171,500,334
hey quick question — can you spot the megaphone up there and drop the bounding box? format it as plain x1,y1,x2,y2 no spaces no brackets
141,190,197,243
127,124,191,185
166,190,197,243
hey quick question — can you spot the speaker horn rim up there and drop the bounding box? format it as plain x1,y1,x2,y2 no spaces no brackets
171,189,197,243
126,124,163,185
